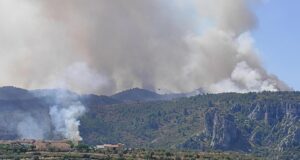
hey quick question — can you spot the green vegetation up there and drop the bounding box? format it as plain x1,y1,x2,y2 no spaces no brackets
80,91,300,159
0,144,260,160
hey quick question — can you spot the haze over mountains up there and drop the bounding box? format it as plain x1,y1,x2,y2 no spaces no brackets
0,86,199,105
0,86,189,141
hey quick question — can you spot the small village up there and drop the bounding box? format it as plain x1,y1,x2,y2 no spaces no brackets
0,139,124,152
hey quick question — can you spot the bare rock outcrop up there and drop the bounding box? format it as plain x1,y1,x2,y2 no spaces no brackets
205,109,250,151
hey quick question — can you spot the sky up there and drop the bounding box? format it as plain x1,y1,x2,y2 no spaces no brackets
252,0,300,91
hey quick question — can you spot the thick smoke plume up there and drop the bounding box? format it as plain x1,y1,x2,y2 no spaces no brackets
47,89,86,141
50,103,86,141
0,0,291,94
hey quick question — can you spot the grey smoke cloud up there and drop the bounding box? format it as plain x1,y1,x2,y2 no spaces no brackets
0,0,291,94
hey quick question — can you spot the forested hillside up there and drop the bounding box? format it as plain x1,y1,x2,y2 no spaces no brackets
80,91,300,159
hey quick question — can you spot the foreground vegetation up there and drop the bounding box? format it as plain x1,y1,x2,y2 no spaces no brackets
0,144,260,160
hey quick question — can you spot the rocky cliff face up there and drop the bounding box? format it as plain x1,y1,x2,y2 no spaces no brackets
278,126,300,151
181,101,300,155
248,102,300,150
182,108,250,151
248,102,299,126
209,110,249,151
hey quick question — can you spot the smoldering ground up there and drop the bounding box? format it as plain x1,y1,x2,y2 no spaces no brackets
0,0,291,94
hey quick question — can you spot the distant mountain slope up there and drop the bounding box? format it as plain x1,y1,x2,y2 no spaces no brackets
110,88,200,102
111,88,163,102
30,89,79,98
80,94,121,107
0,86,195,104
0,86,35,100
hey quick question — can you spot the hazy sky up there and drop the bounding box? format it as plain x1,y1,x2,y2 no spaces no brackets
0,0,296,94
252,0,300,90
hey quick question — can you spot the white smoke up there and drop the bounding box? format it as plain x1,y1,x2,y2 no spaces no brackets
45,88,87,141
0,90,86,141
17,116,45,139
0,86,87,141
206,32,289,93
50,102,86,141
0,106,52,140
48,62,111,94
0,0,292,94
210,61,282,93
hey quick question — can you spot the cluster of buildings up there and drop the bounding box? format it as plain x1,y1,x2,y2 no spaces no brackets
95,143,124,151
0,139,125,152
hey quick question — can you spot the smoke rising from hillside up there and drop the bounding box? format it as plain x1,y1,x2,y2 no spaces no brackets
48,89,86,141
17,116,47,139
0,87,85,141
50,104,85,141
0,0,291,94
